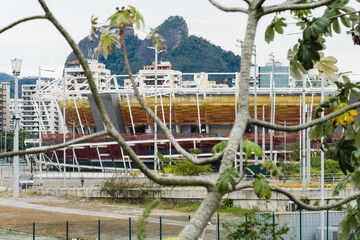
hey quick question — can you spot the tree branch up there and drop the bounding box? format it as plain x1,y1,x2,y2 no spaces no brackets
249,101,360,132
107,126,215,188
208,0,248,13
329,11,360,20
0,131,108,158
243,0,251,6
230,183,253,192
254,0,266,9
262,0,335,15
0,15,46,34
118,29,223,165
271,186,360,211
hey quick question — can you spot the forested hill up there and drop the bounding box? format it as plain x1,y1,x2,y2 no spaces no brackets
65,16,241,74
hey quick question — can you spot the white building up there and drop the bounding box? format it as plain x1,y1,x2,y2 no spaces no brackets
21,80,62,146
65,59,111,91
0,82,11,131
124,61,182,89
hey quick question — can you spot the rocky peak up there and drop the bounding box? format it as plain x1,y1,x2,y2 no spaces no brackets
134,16,188,63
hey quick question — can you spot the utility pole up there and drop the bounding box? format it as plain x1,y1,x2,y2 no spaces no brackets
269,53,275,162
11,58,22,197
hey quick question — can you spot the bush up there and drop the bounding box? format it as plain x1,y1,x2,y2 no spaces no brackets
158,149,214,176
99,174,157,199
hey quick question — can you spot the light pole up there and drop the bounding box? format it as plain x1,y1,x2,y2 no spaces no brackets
253,45,258,165
38,66,54,187
11,58,22,197
147,44,162,174
269,53,275,162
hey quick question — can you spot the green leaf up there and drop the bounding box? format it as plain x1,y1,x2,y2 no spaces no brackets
297,40,323,70
332,17,341,34
242,140,263,157
96,27,119,59
340,15,351,28
253,175,271,200
338,213,359,240
212,140,228,155
350,168,360,189
262,159,282,178
265,26,275,44
217,168,239,195
138,199,160,240
333,174,351,196
264,17,287,43
303,17,331,41
309,124,324,140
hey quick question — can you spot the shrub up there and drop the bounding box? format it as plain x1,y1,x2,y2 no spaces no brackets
158,149,214,176
99,174,157,199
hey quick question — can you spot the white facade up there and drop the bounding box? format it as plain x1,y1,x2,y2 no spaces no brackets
124,61,182,89
0,82,11,131
21,80,62,145
65,59,111,90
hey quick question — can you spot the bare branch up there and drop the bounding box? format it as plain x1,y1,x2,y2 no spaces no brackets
254,0,266,9
108,127,215,188
0,131,108,158
208,0,248,13
329,11,360,20
118,29,223,165
249,101,360,132
262,0,335,15
0,15,46,34
230,183,253,192
271,186,360,211
244,0,251,6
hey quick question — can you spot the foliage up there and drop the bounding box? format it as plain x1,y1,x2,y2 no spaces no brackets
265,17,287,43
217,168,239,195
158,150,214,176
222,212,290,240
242,140,263,158
212,140,228,155
99,174,157,199
137,199,160,240
252,175,271,200
337,204,360,240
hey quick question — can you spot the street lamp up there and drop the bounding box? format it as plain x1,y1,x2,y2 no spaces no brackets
11,58,22,197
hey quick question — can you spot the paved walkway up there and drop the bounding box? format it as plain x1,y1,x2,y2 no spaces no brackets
0,198,216,231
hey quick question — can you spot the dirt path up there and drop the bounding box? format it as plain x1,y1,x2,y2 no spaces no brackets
0,195,218,239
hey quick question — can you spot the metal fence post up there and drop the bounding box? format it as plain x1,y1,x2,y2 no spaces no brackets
33,222,35,240
217,213,220,240
160,216,162,240
98,220,100,240
272,212,275,236
327,210,329,240
129,217,131,240
299,210,302,240
66,221,68,240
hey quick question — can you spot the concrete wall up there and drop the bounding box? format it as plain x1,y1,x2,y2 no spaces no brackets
39,187,357,212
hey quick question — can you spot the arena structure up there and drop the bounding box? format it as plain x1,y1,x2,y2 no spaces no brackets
29,60,336,172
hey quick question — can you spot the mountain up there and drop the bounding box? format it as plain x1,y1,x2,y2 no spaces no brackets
65,16,240,76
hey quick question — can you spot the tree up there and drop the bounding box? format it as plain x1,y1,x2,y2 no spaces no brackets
1,1,360,239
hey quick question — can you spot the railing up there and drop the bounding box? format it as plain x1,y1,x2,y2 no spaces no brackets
0,210,346,240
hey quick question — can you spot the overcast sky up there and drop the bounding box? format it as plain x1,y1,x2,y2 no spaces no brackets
1,0,359,80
